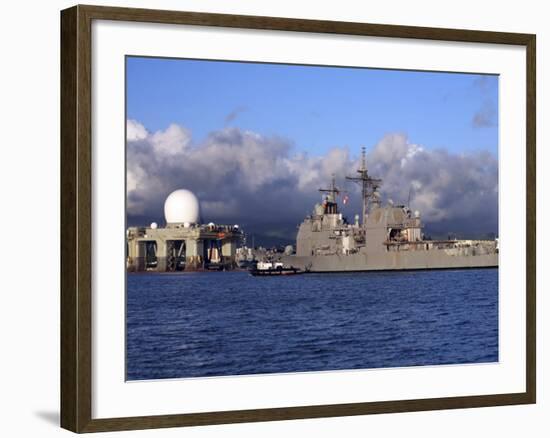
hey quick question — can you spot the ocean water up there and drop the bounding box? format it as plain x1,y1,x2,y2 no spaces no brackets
126,269,498,380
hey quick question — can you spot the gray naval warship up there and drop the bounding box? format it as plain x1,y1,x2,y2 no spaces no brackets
281,148,498,273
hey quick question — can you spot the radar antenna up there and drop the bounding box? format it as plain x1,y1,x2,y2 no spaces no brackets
318,174,341,214
345,146,382,225
319,174,341,201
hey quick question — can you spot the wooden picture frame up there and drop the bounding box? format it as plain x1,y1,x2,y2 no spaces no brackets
61,4,536,433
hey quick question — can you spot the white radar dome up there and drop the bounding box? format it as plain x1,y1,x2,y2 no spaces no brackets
150,222,158,229
164,189,200,224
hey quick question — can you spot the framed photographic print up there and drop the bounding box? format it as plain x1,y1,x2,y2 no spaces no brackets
60,4,536,433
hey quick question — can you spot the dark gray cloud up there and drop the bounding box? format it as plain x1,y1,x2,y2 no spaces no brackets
224,106,248,125
473,76,492,91
367,133,498,238
127,120,498,244
472,102,497,128
472,76,498,129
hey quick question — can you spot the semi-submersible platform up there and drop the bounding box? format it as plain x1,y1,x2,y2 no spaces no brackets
126,189,242,272
280,148,498,272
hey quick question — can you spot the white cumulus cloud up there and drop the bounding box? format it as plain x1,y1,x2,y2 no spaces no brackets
127,122,498,240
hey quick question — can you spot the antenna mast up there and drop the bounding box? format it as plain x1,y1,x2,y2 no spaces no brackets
345,147,382,225
318,174,341,214
318,174,340,201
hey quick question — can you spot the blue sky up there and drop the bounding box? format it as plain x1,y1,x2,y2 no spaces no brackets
126,56,498,157
126,56,499,241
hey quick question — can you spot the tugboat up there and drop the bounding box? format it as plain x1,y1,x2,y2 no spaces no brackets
249,260,304,276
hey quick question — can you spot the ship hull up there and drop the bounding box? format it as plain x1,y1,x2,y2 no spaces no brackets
282,250,498,273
